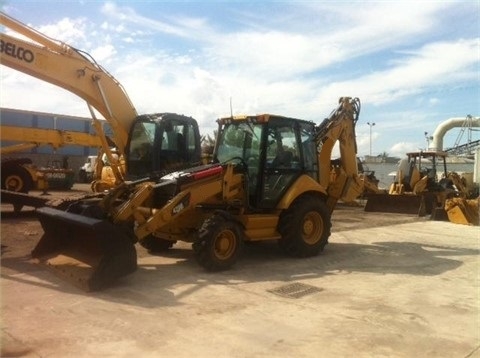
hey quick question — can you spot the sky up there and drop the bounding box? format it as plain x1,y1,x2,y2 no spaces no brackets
1,0,479,158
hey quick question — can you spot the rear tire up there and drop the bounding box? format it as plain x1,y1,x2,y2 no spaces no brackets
278,196,331,257
193,214,243,271
1,166,33,193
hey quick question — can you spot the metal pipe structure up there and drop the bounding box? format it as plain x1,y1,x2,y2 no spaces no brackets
428,116,480,151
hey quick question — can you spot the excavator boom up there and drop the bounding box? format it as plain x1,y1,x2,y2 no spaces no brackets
0,12,137,157
1,13,203,192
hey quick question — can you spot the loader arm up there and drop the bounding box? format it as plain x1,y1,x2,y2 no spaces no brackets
112,164,241,240
316,97,363,211
0,12,137,160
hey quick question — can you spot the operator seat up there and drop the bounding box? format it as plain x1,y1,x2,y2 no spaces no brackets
272,150,293,168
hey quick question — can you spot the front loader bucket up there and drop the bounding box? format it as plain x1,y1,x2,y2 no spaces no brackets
32,207,137,291
364,193,435,216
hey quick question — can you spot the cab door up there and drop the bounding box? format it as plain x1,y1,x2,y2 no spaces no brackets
258,118,303,208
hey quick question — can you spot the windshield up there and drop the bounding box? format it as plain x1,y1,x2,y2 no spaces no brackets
125,121,156,178
216,122,263,163
129,122,155,161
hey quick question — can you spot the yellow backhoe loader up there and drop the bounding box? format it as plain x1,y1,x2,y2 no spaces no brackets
31,97,364,291
364,150,479,225
0,12,202,193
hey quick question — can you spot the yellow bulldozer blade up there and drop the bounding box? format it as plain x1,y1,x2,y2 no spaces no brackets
32,207,137,291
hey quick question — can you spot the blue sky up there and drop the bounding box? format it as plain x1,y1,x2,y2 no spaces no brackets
1,1,479,157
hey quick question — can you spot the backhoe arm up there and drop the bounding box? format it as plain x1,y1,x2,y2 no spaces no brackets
316,97,363,211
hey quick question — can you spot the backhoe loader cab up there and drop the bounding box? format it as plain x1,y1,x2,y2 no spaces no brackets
214,115,319,209
126,113,201,179
397,151,448,192
365,150,454,216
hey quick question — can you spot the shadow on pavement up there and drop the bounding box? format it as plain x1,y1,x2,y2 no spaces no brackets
4,237,477,309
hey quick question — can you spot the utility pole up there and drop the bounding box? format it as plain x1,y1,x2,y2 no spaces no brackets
424,131,430,150
367,122,375,156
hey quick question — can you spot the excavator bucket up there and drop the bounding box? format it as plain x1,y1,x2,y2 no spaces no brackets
32,207,137,291
364,193,436,216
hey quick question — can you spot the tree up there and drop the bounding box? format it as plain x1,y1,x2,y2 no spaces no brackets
378,151,389,161
201,130,217,158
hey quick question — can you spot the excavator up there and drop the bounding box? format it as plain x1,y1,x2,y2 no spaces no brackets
31,97,364,291
0,12,202,194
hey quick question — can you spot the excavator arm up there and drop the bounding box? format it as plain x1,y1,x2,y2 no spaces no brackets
0,125,103,154
0,12,138,177
315,97,364,211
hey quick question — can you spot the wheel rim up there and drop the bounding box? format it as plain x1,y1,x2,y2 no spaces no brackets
214,230,236,260
5,175,24,192
302,211,323,245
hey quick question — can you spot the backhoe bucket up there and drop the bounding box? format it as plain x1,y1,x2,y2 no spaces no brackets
364,193,435,216
32,207,137,291
445,198,479,226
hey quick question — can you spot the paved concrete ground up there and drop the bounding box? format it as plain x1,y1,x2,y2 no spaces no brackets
1,194,479,357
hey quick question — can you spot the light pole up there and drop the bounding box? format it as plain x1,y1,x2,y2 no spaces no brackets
367,122,375,157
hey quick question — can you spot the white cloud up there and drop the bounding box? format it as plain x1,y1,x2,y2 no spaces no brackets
206,31,344,80
1,68,93,117
315,38,479,107
1,1,478,151
97,1,452,83
91,44,117,63
390,142,420,157
36,17,87,45
101,1,193,38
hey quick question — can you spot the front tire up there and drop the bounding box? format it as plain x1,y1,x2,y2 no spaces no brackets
193,214,243,271
278,196,331,257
